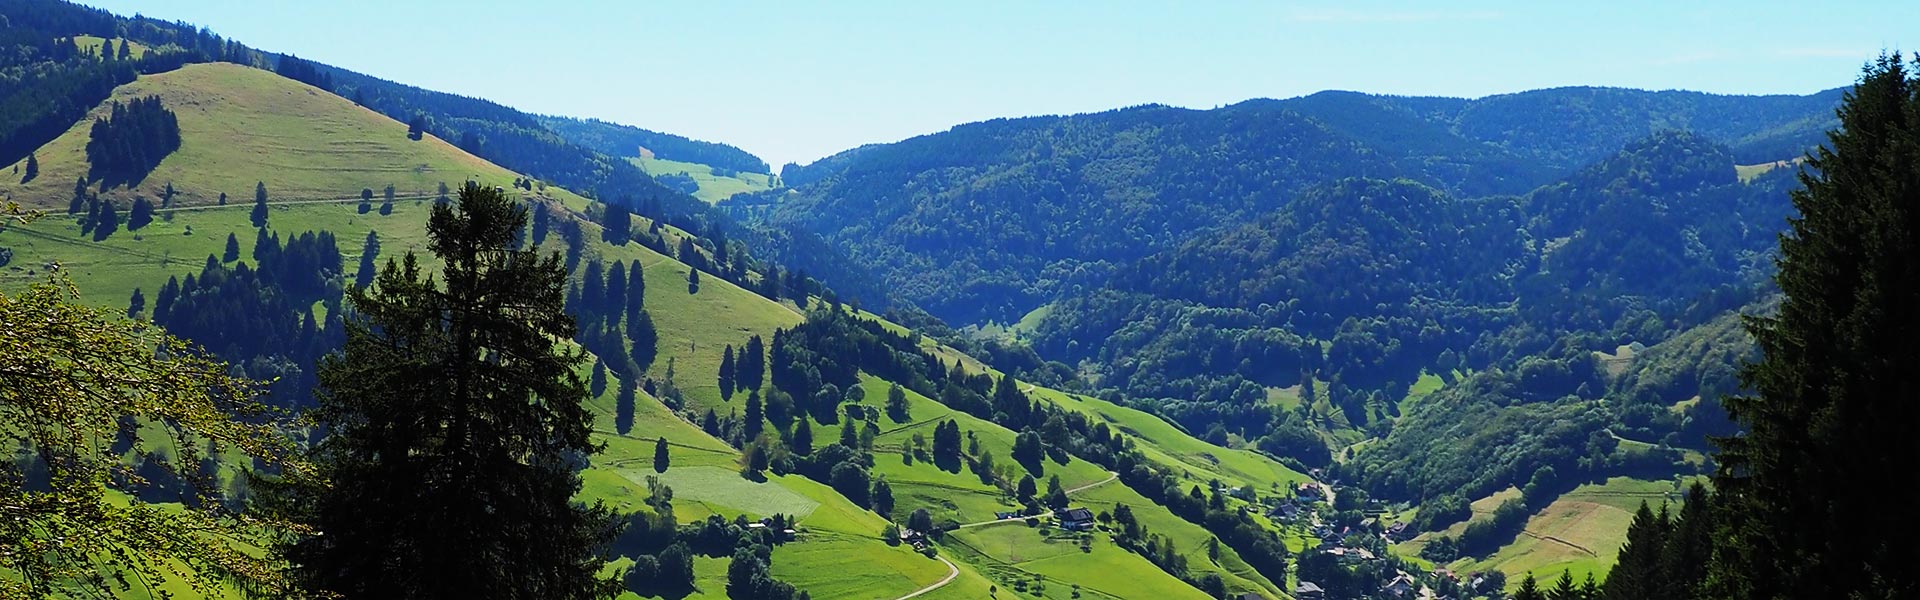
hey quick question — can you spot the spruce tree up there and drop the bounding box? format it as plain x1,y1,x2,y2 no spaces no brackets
1710,54,1920,599
23,152,37,182
223,233,240,263
719,345,736,400
740,334,764,391
615,376,636,436
628,310,657,371
250,181,269,227
1514,574,1545,600
293,182,618,599
355,231,380,289
791,417,813,455
744,389,764,439
1605,502,1668,600
654,437,670,473
126,287,144,319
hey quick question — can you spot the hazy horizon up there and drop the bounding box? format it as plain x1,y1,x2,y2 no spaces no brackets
80,1,1916,168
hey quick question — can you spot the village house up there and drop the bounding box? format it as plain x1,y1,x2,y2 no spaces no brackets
1056,507,1096,531
1295,581,1326,600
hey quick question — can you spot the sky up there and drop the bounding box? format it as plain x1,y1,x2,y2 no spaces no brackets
82,1,1919,169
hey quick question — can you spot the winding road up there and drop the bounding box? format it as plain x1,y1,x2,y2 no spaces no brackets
889,471,1120,598
892,556,959,600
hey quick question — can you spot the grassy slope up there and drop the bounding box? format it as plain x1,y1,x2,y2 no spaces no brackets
861,371,1288,599
1392,477,1685,588
1,63,556,211
0,64,997,600
71,35,153,60
632,156,773,204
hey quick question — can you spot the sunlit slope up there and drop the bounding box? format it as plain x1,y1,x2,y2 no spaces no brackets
0,62,567,210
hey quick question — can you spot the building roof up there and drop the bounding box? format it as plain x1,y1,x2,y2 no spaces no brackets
1059,508,1095,521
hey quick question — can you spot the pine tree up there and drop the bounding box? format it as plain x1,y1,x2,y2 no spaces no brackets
1709,54,1920,600
654,437,670,473
23,152,37,182
126,287,144,319
590,359,608,398
224,233,241,263
1604,502,1669,600
91,200,119,241
686,267,700,294
604,260,626,318
1548,570,1577,600
628,310,657,371
791,418,813,455
615,375,636,435
625,261,645,320
1657,482,1712,600
1514,574,1545,600
740,335,764,391
360,188,374,213
871,477,894,517
126,197,153,230
250,181,269,227
293,182,618,598
355,231,380,289
744,390,764,439
719,345,736,400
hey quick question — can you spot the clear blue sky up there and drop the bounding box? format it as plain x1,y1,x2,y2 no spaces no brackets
84,1,1917,169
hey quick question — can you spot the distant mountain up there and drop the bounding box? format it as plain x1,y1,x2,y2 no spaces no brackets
539,115,770,175
765,87,1839,326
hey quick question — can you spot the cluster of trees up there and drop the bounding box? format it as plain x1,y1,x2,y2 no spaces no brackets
84,95,181,180
1,0,254,168
538,115,772,175
273,53,332,92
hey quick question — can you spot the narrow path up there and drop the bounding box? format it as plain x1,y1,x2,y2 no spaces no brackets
892,555,959,600
1065,472,1118,494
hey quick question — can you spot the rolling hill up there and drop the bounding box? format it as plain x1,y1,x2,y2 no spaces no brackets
760,87,1839,326
0,53,1330,600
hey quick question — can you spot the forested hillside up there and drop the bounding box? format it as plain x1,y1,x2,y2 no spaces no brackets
761,88,1836,326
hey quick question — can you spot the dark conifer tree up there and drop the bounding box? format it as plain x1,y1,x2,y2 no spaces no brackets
590,359,608,398
223,233,241,263
91,199,118,241
293,182,619,599
616,375,636,436
601,203,631,245
126,287,144,319
126,196,153,230
1604,502,1668,600
23,152,37,182
251,181,269,227
740,335,765,391
531,202,550,245
604,261,626,318
1709,54,1920,600
719,345,736,400
744,390,764,439
1514,574,1545,600
626,261,646,319
628,310,658,371
686,267,700,294
653,437,670,473
791,417,813,455
355,231,380,289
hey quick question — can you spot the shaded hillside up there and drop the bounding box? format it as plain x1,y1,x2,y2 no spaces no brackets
766,103,1398,323
767,88,1837,325
541,115,770,175
1028,132,1788,476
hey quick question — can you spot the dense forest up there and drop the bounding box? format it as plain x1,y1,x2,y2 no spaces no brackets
760,90,1835,326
